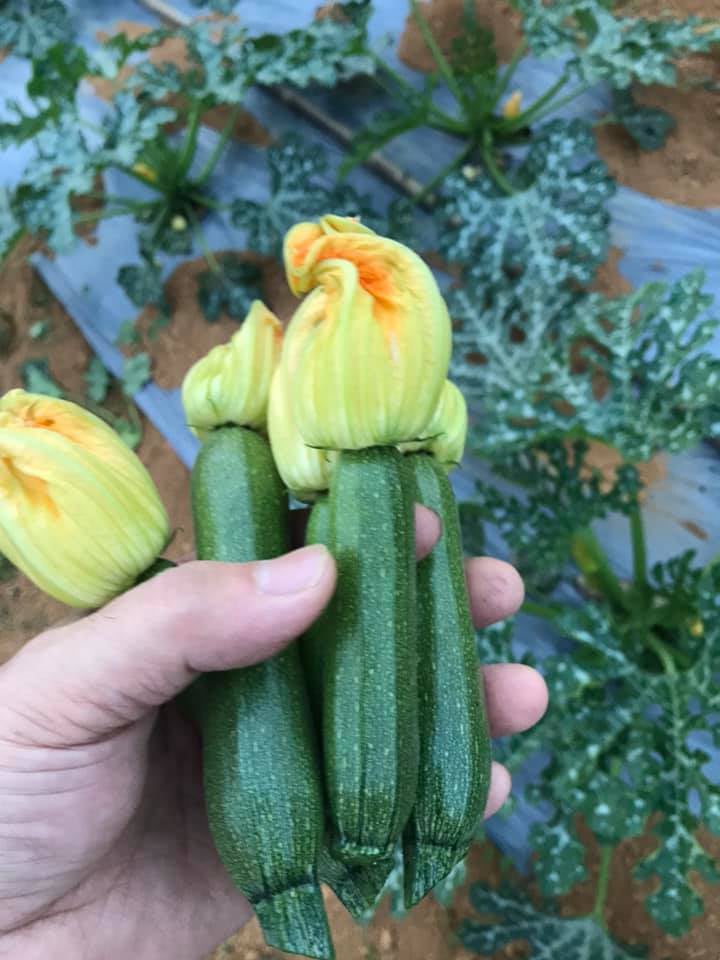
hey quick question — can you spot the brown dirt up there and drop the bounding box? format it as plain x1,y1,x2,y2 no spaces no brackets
137,252,298,390
398,0,523,70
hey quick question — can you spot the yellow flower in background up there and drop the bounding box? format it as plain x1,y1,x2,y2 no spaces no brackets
132,161,158,183
182,300,283,439
268,368,337,501
400,380,467,468
502,90,523,119
282,215,451,451
0,391,169,608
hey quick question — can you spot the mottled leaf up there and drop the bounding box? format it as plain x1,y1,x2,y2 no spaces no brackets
121,353,152,397
20,358,63,397
0,0,73,58
85,356,110,405
196,257,262,323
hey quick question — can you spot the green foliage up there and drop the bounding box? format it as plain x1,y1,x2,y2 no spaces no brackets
122,353,152,397
516,0,720,87
0,551,16,582
197,257,262,323
472,441,639,588
230,134,372,256
438,121,614,296
0,0,73,58
460,886,646,958
611,89,676,152
85,356,110,405
0,187,20,259
20,358,63,397
117,261,168,312
452,270,720,460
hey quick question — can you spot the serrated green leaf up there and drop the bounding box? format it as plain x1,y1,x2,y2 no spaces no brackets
230,134,374,256
122,353,152,397
471,441,639,588
98,92,175,168
516,0,720,87
20,358,63,397
460,885,646,958
439,120,614,295
85,356,110,405
117,261,167,311
530,819,588,895
0,0,73,58
112,414,142,450
611,89,675,151
115,320,140,346
196,257,262,323
452,270,720,459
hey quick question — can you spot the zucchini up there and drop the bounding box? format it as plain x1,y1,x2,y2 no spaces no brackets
303,495,394,917
402,452,491,907
322,446,418,864
191,426,332,960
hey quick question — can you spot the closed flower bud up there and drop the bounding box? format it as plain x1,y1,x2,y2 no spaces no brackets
182,300,283,438
268,368,337,501
399,380,467,468
0,390,169,608
502,90,523,119
282,215,451,451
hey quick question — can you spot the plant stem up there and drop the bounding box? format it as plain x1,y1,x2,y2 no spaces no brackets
516,84,590,128
494,38,529,103
189,211,221,274
481,129,514,195
646,632,678,678
412,140,475,205
370,55,467,132
629,503,648,595
498,70,569,132
522,600,564,621
175,100,203,182
410,0,470,116
591,845,614,927
570,527,628,613
194,103,242,186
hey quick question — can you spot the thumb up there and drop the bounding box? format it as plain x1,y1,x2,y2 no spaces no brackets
0,545,335,746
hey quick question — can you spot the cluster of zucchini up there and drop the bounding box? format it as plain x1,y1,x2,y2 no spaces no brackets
181,218,491,959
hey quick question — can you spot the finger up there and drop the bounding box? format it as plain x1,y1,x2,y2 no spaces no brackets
483,663,548,738
0,546,336,745
415,504,441,561
483,761,512,819
466,557,525,627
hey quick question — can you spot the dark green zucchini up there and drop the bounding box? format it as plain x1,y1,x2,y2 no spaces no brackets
191,426,332,959
402,452,491,907
303,495,394,916
322,446,418,865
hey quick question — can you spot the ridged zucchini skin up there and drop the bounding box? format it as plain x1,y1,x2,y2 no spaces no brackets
402,453,491,907
323,446,418,864
303,495,394,917
191,426,332,960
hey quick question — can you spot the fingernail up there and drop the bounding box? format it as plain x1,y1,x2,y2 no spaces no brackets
254,545,330,596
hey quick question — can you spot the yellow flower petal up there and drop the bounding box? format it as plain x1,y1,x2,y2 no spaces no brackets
399,380,467,468
181,300,283,438
282,215,451,450
502,90,523,119
0,391,169,608
268,367,337,501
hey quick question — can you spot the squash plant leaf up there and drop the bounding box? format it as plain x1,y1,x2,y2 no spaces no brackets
117,260,167,311
0,188,20,260
516,0,720,87
196,257,262,323
230,134,375,256
20,358,63,398
460,885,647,958
611,89,676,152
438,120,614,296
452,270,720,460
85,356,110,405
503,563,720,935
0,0,74,58
471,441,639,589
122,353,152,397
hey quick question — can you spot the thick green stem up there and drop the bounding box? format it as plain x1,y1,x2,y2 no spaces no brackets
175,100,203,181
591,845,614,926
410,0,471,117
188,210,221,273
493,38,529,103
413,140,475,205
629,504,648,595
481,129,514,195
516,84,590,128
194,103,242,186
571,527,628,613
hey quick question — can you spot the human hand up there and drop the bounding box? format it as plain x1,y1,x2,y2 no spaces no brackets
0,507,547,960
